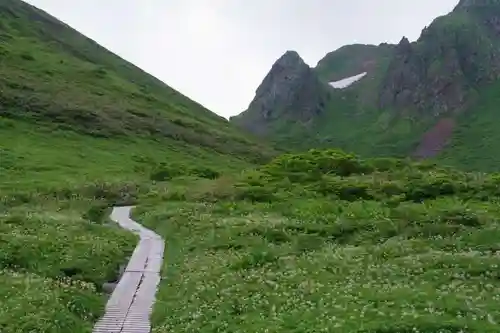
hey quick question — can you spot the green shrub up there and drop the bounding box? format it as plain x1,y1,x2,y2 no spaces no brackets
231,148,500,207
236,185,276,202
150,167,179,181
262,149,372,179
150,163,220,181
368,157,408,171
404,173,461,202
313,176,374,201
82,201,110,223
20,52,35,60
79,181,143,205
190,166,220,179
231,249,279,270
92,67,107,78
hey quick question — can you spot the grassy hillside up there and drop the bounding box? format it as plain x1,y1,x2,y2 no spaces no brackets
0,1,277,332
0,0,275,164
438,80,500,171
135,149,500,332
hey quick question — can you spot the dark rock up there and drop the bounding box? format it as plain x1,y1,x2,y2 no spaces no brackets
231,50,330,136
101,262,128,295
379,9,500,116
102,282,117,294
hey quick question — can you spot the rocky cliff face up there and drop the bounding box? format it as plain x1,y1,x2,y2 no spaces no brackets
456,0,500,9
379,8,500,116
315,44,394,83
456,0,500,35
378,36,469,116
231,51,330,136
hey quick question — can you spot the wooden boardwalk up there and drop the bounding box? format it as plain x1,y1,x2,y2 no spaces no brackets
93,206,164,333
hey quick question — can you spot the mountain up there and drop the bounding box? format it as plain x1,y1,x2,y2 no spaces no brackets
231,0,500,171
231,51,332,139
0,1,277,331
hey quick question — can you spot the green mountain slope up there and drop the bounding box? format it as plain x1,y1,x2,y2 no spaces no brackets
231,0,500,171
0,1,277,331
0,0,276,167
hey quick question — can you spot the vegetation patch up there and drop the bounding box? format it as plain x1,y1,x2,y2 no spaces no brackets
135,149,500,332
0,197,136,332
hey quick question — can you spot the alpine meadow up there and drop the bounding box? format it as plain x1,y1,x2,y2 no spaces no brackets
2,0,500,332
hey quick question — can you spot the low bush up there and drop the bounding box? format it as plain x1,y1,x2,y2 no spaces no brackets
230,148,500,206
150,163,220,181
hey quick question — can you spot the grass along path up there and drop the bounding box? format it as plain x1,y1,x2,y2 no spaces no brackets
0,198,137,332
0,121,257,332
133,150,500,332
136,200,500,333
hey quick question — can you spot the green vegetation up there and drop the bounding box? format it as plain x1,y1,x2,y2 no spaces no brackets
259,87,433,159
0,0,273,331
0,199,136,332
136,149,500,332
0,119,250,192
4,0,500,332
438,80,500,172
0,118,256,331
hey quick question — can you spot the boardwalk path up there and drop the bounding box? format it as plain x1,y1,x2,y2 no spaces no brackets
93,206,165,333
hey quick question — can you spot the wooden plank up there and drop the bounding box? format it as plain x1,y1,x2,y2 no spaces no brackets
92,206,164,333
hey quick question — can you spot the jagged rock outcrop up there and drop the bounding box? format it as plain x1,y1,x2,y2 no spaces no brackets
378,35,469,115
456,0,499,9
379,7,500,116
456,0,500,35
231,51,330,136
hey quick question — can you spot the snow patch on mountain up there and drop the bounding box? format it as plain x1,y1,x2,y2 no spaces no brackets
329,72,367,89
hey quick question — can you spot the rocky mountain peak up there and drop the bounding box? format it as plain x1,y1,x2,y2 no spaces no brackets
454,0,500,36
231,50,330,136
379,6,500,116
262,50,312,89
393,37,412,59
397,36,410,46
396,37,411,51
455,0,500,9
275,50,304,67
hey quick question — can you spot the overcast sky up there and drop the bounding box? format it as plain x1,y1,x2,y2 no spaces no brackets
25,0,458,118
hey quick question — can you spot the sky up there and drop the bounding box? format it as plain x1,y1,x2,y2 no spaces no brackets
25,0,458,118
